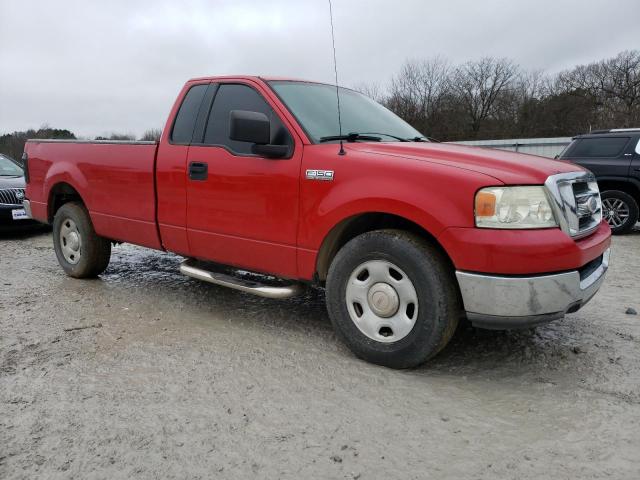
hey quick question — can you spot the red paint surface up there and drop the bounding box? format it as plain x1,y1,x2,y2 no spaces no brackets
25,76,611,280
438,220,611,275
25,140,161,249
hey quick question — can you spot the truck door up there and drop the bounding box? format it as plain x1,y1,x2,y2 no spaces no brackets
156,82,212,256
185,82,301,278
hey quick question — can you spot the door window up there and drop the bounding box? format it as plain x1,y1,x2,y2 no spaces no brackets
635,138,640,155
565,137,630,158
171,84,208,144
203,84,291,155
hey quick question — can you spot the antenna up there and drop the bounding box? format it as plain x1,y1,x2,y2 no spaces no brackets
328,0,345,156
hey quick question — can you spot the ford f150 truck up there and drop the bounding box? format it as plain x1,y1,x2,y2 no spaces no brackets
23,76,611,368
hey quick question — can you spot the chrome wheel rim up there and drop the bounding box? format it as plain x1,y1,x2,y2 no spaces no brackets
59,218,82,264
345,260,418,343
602,198,630,229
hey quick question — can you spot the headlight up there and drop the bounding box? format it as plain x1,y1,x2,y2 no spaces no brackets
475,186,557,229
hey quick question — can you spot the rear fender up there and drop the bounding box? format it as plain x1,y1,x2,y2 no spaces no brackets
44,162,90,213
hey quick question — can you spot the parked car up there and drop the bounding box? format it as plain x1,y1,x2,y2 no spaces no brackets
559,129,640,234
23,76,611,368
0,153,41,229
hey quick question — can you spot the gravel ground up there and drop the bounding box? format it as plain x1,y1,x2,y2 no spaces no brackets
1,228,639,479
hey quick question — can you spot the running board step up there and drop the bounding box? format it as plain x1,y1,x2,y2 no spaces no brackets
179,258,303,299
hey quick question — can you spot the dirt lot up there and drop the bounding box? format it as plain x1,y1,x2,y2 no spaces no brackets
1,228,639,479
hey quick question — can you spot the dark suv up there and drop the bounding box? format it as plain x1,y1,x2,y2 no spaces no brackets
559,129,640,234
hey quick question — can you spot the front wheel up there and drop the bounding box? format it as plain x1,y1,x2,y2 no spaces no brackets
601,190,639,235
53,202,111,278
326,230,460,369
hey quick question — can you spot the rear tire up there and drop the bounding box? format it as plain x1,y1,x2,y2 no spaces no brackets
326,230,460,369
601,190,639,234
53,202,111,278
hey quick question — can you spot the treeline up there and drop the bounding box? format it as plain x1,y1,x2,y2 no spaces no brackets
0,128,162,161
94,129,162,142
356,50,640,141
0,127,75,160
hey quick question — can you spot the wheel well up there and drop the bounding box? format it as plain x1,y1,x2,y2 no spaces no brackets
598,180,640,205
48,182,83,223
315,212,451,282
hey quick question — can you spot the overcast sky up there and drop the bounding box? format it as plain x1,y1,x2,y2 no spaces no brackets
1,0,638,138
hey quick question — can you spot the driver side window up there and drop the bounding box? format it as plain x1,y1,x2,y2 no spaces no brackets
203,84,292,155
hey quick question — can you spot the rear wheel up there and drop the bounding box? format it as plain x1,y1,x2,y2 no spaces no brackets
601,190,639,234
326,230,460,369
53,202,111,278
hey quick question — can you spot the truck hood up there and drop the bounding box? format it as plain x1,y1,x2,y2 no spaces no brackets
348,142,582,185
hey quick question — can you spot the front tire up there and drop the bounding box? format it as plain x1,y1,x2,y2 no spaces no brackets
53,202,111,278
601,190,639,234
326,230,460,369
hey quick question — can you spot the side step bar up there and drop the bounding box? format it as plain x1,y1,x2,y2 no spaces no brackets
179,258,303,299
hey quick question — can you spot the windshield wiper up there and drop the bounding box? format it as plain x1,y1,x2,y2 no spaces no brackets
319,132,438,143
413,136,440,143
357,132,440,143
319,133,382,143
338,132,437,143
357,132,411,142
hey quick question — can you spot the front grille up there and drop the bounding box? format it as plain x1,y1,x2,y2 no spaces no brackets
0,188,26,206
544,172,602,238
572,181,602,235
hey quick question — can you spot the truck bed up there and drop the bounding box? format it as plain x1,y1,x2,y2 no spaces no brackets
25,139,162,249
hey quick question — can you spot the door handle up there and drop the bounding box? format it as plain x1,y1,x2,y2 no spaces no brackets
189,161,208,180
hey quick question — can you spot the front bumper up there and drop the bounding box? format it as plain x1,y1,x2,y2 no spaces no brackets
456,248,610,329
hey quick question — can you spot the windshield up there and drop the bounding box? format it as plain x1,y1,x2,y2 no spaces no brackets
0,155,23,176
269,81,425,143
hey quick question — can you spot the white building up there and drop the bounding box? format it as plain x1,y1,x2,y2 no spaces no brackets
450,137,573,158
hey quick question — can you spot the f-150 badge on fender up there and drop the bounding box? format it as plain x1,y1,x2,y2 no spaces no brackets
306,169,334,181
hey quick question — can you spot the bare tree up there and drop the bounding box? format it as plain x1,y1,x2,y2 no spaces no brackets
140,128,162,141
104,133,136,141
351,82,386,103
504,69,547,136
386,57,451,134
557,51,640,127
517,69,546,103
451,57,519,137
591,51,640,126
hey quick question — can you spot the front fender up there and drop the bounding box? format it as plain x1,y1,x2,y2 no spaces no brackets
311,197,448,249
298,168,489,252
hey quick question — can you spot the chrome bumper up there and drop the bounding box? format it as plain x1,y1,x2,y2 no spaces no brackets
22,199,32,218
456,248,610,329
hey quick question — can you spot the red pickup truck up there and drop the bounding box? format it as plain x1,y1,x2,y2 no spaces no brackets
23,76,611,368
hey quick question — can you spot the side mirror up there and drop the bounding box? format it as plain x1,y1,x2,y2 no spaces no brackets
229,110,289,159
229,110,270,145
